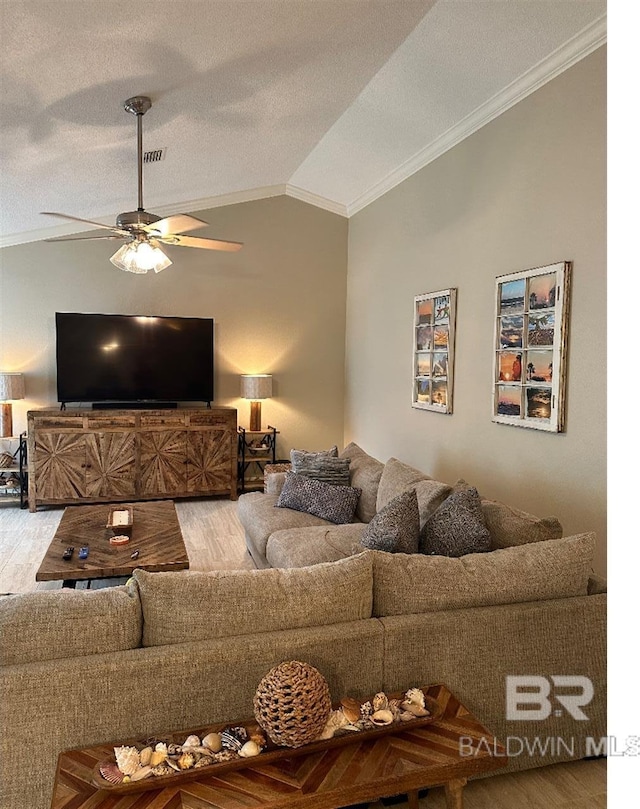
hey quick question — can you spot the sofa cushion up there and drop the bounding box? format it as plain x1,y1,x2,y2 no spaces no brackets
482,499,563,549
454,478,563,549
291,453,351,486
339,443,384,523
372,532,595,617
361,489,420,554
377,458,451,528
419,486,491,557
276,472,361,524
0,582,142,665
266,524,366,568
134,553,374,647
238,491,335,561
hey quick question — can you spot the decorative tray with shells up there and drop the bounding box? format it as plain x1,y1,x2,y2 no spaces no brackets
92,686,443,794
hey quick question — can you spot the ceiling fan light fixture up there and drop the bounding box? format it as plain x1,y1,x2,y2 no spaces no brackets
110,240,172,274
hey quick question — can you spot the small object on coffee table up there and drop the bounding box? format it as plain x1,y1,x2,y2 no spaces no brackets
107,505,133,537
131,549,140,560
78,546,89,560
62,546,74,560
109,535,130,546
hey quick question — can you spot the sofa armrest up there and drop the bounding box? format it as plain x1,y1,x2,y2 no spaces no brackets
265,471,287,496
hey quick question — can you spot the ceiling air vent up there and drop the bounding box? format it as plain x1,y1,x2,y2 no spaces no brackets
143,147,166,163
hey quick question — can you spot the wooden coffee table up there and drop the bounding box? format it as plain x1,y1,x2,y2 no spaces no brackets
36,500,189,588
49,684,506,808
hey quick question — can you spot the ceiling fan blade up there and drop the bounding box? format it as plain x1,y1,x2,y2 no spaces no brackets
41,211,129,236
143,214,208,237
44,233,125,243
159,234,243,252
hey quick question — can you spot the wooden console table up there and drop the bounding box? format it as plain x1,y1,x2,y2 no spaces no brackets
49,684,506,809
28,407,238,511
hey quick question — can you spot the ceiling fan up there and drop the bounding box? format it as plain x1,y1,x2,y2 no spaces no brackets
41,96,243,273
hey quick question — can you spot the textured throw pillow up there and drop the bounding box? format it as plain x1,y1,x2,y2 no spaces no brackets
360,489,420,554
292,453,351,486
290,446,338,463
276,472,361,524
420,486,491,557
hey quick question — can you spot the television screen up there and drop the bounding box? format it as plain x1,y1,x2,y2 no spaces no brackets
55,312,214,404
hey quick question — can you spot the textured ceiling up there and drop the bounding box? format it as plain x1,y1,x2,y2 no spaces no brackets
0,0,606,245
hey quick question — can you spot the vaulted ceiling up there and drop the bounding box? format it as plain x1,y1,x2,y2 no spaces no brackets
0,0,606,247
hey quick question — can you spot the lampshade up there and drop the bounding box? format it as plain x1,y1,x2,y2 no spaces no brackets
0,373,25,401
110,241,172,274
240,374,273,400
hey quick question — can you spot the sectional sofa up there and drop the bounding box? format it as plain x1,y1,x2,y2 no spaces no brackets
0,444,606,809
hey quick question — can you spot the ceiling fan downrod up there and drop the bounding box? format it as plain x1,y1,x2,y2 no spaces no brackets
123,96,152,213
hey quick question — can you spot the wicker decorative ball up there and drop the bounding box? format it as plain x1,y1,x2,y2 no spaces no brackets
253,660,332,748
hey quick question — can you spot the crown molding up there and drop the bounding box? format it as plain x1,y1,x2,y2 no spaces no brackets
285,184,348,217
347,14,607,217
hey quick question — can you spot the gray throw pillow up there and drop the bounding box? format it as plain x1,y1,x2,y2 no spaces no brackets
290,446,338,463
360,489,420,554
420,487,491,557
276,472,361,525
292,454,351,486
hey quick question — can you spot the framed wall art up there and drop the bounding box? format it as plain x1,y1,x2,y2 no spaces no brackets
412,288,457,413
492,261,571,432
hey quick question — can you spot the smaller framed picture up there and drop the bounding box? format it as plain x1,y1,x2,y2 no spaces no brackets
412,288,457,413
492,261,570,432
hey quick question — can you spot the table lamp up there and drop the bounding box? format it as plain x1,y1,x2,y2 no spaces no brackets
0,372,25,437
240,374,272,431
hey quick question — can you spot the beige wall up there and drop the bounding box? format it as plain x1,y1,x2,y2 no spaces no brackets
0,195,348,460
345,48,607,574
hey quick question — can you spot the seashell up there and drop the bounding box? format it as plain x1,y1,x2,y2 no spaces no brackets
213,749,239,762
202,732,223,753
167,743,182,755
178,752,195,770
165,758,182,771
239,740,261,758
372,692,389,712
100,763,124,784
400,710,417,722
151,763,174,777
371,709,394,726
194,755,215,768
360,701,373,719
150,750,167,767
131,765,153,781
114,746,140,776
404,687,425,708
340,697,362,724
319,709,350,740
401,701,430,717
357,717,374,730
250,730,267,749
221,726,249,752
182,734,200,749
139,746,153,767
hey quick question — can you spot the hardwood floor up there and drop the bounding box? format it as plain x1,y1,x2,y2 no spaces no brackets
0,498,606,805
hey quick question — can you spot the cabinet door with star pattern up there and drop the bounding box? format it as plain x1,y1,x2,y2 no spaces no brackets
187,428,233,493
84,432,137,498
138,430,188,497
32,432,87,501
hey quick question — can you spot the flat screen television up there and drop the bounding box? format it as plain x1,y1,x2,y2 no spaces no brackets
55,312,214,405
